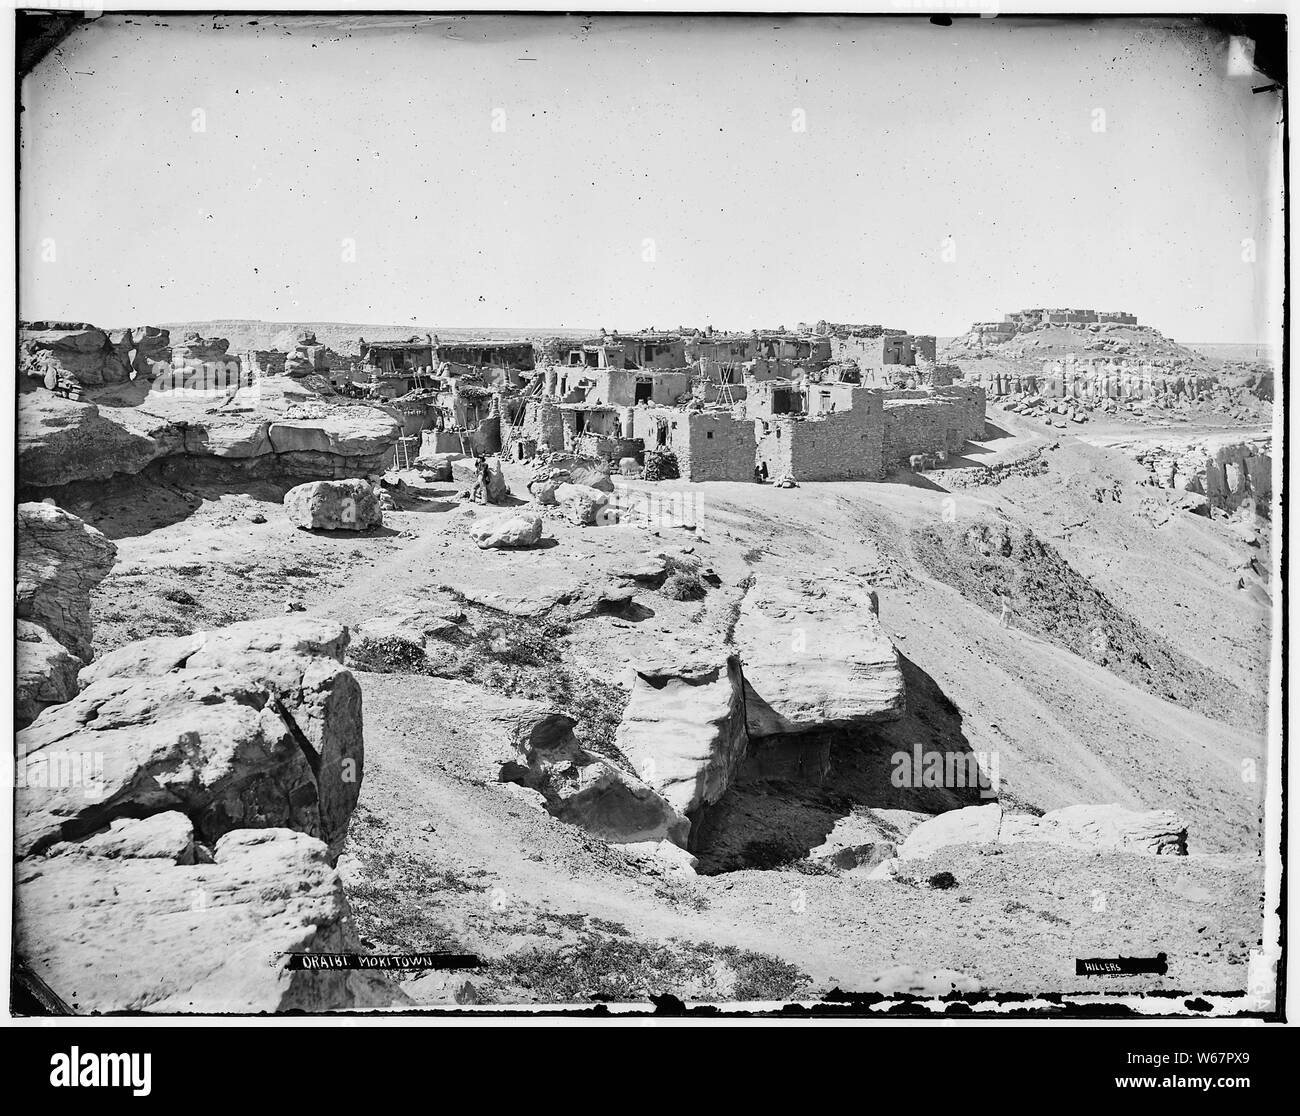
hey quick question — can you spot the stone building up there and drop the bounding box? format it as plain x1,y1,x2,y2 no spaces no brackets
629,407,755,482
609,332,689,370
832,331,936,369
754,386,885,481
359,335,435,376
434,339,535,373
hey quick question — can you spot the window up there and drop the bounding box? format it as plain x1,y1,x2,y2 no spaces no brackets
706,430,714,439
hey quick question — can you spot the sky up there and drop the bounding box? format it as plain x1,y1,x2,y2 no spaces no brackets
19,14,1283,342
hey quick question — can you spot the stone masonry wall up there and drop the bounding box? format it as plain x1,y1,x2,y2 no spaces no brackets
882,397,963,463
756,387,884,481
686,412,756,481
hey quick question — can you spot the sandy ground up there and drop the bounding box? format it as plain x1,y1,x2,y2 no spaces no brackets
79,413,1273,1004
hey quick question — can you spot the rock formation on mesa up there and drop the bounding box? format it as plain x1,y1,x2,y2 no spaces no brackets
19,322,135,387
15,502,117,726
18,377,401,491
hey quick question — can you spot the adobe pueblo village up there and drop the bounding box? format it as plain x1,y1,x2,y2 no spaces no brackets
15,301,1275,1011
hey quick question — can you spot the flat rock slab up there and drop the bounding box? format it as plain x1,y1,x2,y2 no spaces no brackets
734,575,905,737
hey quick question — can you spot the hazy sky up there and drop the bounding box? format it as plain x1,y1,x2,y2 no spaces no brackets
20,14,1282,341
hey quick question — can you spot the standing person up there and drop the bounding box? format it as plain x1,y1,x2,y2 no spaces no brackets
998,592,1011,629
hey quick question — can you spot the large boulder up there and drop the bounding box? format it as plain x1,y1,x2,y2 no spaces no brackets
16,502,117,660
615,655,748,829
527,474,563,505
18,617,363,864
15,620,82,727
470,511,544,549
556,482,611,526
735,575,904,737
481,697,688,846
284,478,383,531
16,827,408,1013
542,453,615,491
898,802,1004,859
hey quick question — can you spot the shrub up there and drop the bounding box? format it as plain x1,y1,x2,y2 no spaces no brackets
661,570,706,600
349,635,430,674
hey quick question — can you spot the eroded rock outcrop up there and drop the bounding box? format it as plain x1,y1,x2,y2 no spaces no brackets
17,827,408,1013
1135,436,1272,515
482,696,689,846
14,615,407,1014
17,502,117,659
20,322,134,387
615,655,748,830
18,393,182,488
18,617,363,864
1000,804,1190,856
15,620,83,729
19,372,401,491
897,802,1188,860
170,332,233,369
15,503,117,727
735,575,905,738
131,326,172,380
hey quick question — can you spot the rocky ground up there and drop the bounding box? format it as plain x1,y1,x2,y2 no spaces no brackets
49,404,1272,1008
